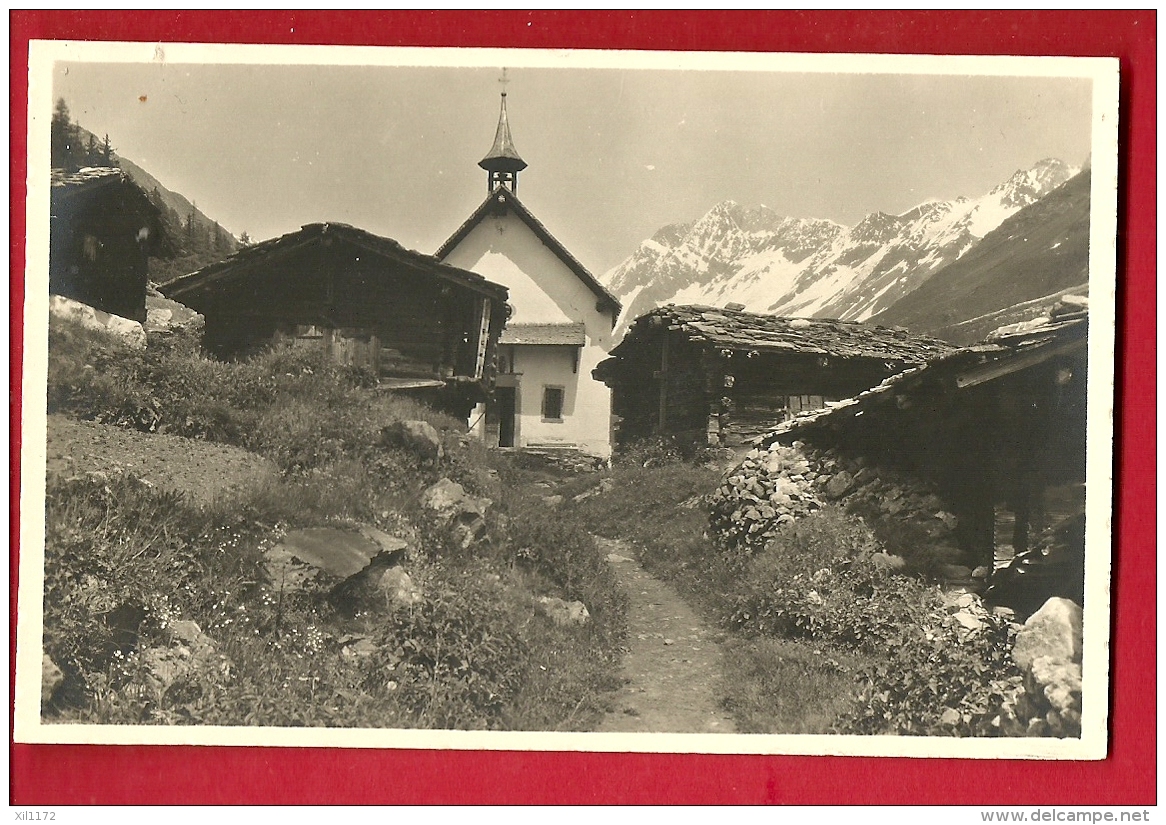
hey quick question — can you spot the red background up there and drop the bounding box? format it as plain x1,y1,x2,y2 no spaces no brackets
9,10,1156,805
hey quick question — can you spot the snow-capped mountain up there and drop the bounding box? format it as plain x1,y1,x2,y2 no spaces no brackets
871,167,1091,344
604,158,1078,333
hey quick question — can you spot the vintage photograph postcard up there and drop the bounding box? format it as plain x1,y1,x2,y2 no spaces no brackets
14,40,1118,759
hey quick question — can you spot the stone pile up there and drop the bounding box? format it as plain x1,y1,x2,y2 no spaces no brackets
711,441,964,573
806,445,967,574
709,441,823,549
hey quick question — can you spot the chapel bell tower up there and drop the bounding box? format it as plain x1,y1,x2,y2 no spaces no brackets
479,92,527,194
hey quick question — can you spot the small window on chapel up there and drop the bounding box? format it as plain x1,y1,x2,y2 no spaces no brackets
542,386,565,421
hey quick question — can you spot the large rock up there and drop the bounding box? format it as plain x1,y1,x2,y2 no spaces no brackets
535,596,590,627
41,655,64,708
1030,657,1083,714
266,525,409,594
378,567,423,609
140,620,230,693
1012,597,1083,671
382,420,444,462
823,470,855,500
49,294,146,348
421,479,491,549
1011,598,1084,738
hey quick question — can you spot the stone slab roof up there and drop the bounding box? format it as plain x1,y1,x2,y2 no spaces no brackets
499,322,586,346
615,305,958,364
164,221,509,303
756,310,1088,446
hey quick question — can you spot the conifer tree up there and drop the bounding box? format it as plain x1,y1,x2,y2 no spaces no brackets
50,98,81,170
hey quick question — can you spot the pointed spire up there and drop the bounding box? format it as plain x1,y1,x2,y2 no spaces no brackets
480,93,527,193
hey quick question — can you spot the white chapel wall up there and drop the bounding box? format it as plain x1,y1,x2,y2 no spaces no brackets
442,209,615,457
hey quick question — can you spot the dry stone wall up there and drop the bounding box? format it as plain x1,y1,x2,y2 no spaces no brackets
709,440,965,575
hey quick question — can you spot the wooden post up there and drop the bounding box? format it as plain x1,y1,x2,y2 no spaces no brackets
656,334,669,433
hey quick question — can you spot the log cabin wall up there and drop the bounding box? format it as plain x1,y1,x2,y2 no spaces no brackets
185,238,491,385
714,350,902,447
607,332,713,447
608,335,904,449
165,224,508,419
49,172,166,323
596,305,957,452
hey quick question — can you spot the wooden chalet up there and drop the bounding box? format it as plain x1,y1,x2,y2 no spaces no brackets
163,222,509,417
760,300,1090,576
594,305,956,449
49,167,171,322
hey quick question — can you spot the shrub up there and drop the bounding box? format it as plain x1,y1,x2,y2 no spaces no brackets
836,617,1025,737
47,317,467,473
363,561,531,729
726,508,934,650
613,435,719,468
497,487,628,654
720,508,1025,736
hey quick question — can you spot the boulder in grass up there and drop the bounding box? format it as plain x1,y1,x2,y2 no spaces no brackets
382,420,444,462
422,478,491,549
378,567,423,609
42,655,64,709
1012,597,1083,671
535,596,590,627
268,525,411,613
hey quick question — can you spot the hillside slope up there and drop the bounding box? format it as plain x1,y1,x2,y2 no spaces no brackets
870,169,1091,344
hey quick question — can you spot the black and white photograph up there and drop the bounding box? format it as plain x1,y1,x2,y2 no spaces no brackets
15,41,1118,758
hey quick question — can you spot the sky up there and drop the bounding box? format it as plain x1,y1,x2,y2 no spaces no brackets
49,53,1095,277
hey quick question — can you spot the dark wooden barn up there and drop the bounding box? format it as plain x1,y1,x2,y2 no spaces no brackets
594,305,956,449
49,167,171,322
163,222,510,417
761,301,1090,581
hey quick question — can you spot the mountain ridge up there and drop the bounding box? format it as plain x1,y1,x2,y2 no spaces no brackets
604,158,1079,336
871,167,1091,344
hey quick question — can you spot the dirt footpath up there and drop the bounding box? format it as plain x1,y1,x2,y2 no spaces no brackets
42,414,278,506
596,536,736,734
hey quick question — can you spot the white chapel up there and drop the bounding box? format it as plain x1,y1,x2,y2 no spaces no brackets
436,93,621,458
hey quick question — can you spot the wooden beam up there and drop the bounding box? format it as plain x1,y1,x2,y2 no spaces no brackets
657,334,669,431
955,338,1085,388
